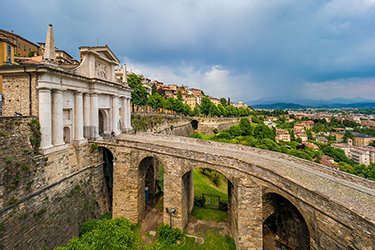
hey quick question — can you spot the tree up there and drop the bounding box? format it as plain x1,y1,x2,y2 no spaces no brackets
57,218,139,250
127,73,149,112
220,97,227,106
200,96,213,116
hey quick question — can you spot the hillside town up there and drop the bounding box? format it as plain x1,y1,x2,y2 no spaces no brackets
263,110,375,167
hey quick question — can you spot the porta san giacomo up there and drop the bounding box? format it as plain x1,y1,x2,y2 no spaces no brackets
1,25,375,250
0,24,132,249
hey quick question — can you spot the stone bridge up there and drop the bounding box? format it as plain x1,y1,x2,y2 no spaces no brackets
95,134,375,250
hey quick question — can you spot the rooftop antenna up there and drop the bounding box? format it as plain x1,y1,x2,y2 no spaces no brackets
96,37,99,46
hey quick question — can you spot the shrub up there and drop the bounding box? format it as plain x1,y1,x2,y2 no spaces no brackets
28,119,41,152
57,218,139,250
212,174,219,186
90,143,98,151
191,132,203,139
157,224,183,245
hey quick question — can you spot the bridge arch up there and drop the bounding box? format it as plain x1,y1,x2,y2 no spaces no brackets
176,162,238,234
263,192,310,250
99,146,114,211
136,154,164,221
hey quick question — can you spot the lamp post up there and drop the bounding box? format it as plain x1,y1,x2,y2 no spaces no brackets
166,207,176,228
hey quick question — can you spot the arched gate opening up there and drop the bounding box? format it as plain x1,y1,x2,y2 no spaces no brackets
138,156,164,221
100,147,114,212
191,119,199,130
263,193,310,250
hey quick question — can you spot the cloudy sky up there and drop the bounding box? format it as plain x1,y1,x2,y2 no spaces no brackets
2,0,375,102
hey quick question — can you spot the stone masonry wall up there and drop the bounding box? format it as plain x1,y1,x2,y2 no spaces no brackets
1,73,38,117
106,134,375,250
0,117,108,249
196,117,242,135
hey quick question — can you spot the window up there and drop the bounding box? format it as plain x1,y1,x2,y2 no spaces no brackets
6,45,11,63
24,45,26,51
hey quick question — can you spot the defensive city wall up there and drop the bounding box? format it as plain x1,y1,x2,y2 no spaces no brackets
0,117,108,249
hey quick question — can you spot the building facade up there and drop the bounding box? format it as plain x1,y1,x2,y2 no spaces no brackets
0,24,132,154
0,29,40,57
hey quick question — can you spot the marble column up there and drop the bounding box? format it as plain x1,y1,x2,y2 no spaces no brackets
39,88,53,149
83,93,91,139
74,91,84,141
112,95,119,134
90,93,100,139
121,97,126,131
52,89,64,146
126,98,132,130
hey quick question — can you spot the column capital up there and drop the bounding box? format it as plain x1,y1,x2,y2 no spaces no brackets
52,89,63,94
37,87,51,92
74,90,83,95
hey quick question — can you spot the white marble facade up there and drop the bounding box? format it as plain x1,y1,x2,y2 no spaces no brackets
38,25,132,153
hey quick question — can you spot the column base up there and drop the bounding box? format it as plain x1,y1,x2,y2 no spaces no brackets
73,138,88,146
39,144,69,155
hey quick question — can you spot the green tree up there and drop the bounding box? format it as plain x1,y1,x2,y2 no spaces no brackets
220,97,227,106
200,96,213,116
57,218,139,250
127,73,149,112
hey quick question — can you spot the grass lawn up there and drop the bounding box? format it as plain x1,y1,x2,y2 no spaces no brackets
178,230,236,250
191,207,227,222
192,168,228,202
146,230,236,250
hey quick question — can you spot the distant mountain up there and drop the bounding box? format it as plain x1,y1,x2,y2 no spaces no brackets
250,101,375,109
247,98,375,109
252,103,306,109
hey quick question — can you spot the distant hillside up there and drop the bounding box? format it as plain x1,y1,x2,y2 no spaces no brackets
322,102,375,109
252,103,306,109
251,102,375,109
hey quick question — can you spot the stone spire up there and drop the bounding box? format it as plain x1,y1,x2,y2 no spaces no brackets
43,24,56,61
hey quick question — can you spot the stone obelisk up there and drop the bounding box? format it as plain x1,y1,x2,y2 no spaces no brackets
43,24,56,61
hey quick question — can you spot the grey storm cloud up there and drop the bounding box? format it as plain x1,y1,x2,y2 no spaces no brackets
2,0,375,101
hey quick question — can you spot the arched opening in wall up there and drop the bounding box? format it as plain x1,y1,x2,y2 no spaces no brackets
99,147,114,212
263,193,310,250
138,156,164,221
98,109,105,136
184,167,234,235
63,126,71,143
191,120,199,130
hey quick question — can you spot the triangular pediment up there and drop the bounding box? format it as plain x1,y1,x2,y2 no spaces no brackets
79,45,120,65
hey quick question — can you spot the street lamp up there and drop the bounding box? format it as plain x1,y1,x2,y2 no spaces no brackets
166,207,177,228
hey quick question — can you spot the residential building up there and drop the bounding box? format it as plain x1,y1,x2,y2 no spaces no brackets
352,133,375,147
0,29,40,57
38,42,78,65
351,147,371,165
294,123,305,132
332,143,351,158
315,137,328,144
332,143,375,165
209,96,220,105
295,132,308,142
0,36,16,115
275,129,290,142
333,132,345,142
185,94,197,110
